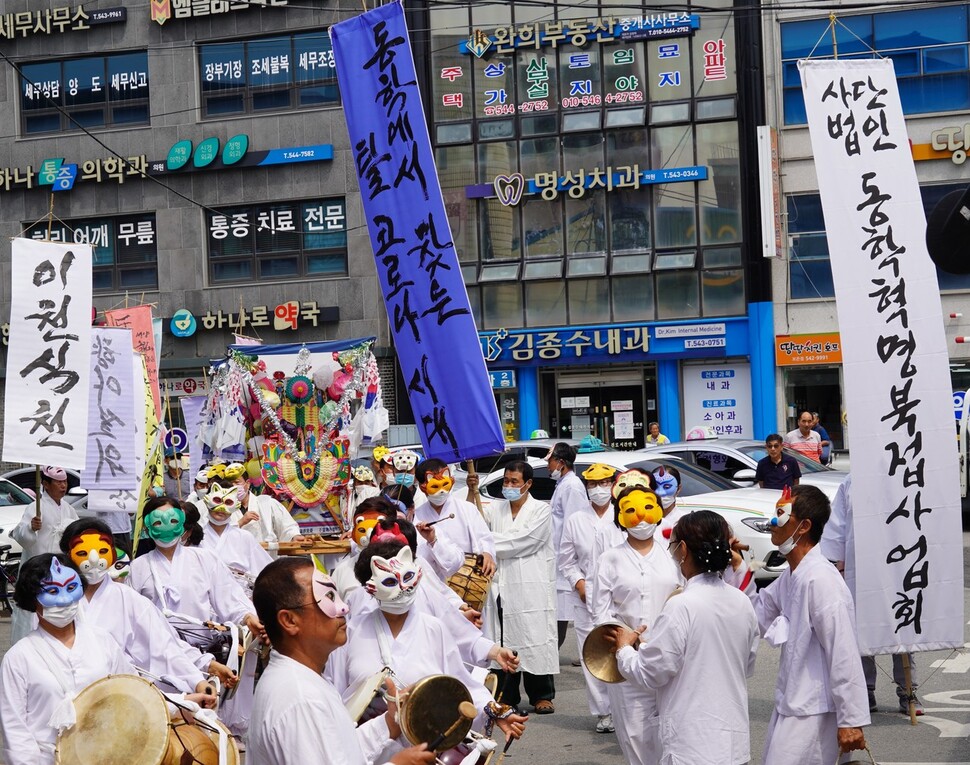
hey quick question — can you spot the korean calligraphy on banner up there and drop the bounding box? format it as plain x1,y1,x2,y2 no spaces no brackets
82,328,137,489
86,353,145,515
331,2,504,462
3,239,92,469
800,59,964,653
105,305,162,423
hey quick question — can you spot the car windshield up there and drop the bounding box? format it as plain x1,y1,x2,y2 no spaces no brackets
738,445,831,473
0,480,34,506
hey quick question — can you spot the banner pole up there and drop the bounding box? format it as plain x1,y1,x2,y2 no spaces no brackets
34,465,41,519
902,654,917,725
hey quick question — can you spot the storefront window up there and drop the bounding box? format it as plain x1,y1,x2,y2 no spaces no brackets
436,145,478,263
696,121,741,245
613,274,655,321
656,271,700,319
568,279,610,324
482,283,524,328
431,5,472,123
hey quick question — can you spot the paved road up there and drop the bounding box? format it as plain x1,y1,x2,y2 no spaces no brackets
2,544,969,764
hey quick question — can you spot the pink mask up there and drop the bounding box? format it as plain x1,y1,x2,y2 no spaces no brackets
311,570,349,619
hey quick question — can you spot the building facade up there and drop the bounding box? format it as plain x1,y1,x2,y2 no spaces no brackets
0,0,780,452
0,0,401,433
765,0,970,452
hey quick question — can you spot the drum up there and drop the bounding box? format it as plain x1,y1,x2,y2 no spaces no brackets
446,553,492,612
399,675,474,751
55,674,239,765
437,741,487,765
345,668,393,724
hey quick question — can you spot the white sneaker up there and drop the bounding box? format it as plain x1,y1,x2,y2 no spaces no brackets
596,714,614,733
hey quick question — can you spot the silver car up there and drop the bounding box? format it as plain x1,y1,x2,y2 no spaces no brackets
640,438,847,496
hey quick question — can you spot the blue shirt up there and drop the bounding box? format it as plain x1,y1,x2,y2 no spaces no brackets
755,453,801,489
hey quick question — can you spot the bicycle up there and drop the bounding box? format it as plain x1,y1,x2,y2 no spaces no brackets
0,543,21,617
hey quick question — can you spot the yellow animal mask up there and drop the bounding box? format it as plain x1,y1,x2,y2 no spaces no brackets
617,489,663,529
421,468,454,495
69,531,116,584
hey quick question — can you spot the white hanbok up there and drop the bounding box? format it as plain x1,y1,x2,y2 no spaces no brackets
482,495,558,676
326,608,494,759
0,622,135,765
747,545,870,765
617,572,759,765
230,493,301,544
199,523,272,581
548,471,590,619
250,650,394,765
9,492,79,644
559,507,615,716
79,578,206,693
413,495,495,581
588,541,680,765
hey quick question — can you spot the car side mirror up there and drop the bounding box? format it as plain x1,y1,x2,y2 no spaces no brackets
732,468,757,485
67,486,88,497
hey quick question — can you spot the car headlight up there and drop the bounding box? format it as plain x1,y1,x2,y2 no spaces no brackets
740,517,773,534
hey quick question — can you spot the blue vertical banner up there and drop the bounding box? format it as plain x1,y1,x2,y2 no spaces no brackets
331,3,504,462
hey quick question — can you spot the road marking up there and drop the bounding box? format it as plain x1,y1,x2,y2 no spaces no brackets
917,714,970,737
930,653,970,674
923,690,970,706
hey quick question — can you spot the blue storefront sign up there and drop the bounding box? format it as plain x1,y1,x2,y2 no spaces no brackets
490,370,516,389
479,320,743,367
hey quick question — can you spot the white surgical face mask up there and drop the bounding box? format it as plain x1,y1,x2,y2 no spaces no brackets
626,521,657,540
588,487,611,506
82,567,109,586
502,486,523,502
777,523,804,556
208,515,232,526
235,484,250,500
378,587,420,614
550,469,562,481
154,537,180,549
660,495,676,511
427,489,450,506
196,486,208,497
41,602,79,628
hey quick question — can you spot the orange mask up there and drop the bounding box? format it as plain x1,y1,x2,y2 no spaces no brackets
69,531,116,584
353,512,387,547
422,469,454,496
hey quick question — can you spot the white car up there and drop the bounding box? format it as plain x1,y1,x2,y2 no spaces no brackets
0,478,43,556
1,467,88,507
640,438,847,495
475,451,788,584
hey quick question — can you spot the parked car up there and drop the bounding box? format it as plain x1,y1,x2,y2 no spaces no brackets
0,478,44,555
1,467,87,506
640,438,847,495
476,451,786,583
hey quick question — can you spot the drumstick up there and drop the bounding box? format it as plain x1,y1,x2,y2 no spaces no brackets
424,513,455,527
494,735,516,765
427,701,477,751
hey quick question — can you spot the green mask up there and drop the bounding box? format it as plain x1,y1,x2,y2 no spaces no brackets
145,505,186,545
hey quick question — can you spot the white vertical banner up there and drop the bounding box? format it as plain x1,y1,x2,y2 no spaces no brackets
800,59,964,653
3,238,92,469
82,327,137,490
87,354,145,514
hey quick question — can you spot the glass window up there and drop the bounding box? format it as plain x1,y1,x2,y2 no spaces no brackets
612,252,652,273
692,16,737,98
655,251,696,269
603,42,646,108
648,39,690,101
696,122,741,245
701,268,745,316
656,271,699,318
21,52,149,135
923,45,969,74
650,102,690,124
523,260,563,279
207,198,348,285
482,283,523,329
431,4,472,123
477,140,517,184
696,97,736,120
559,43,602,111
437,123,473,144
568,279,610,324
522,197,564,259
25,213,158,292
525,281,567,326
874,6,966,49
612,274,654,321
475,50,516,117
200,31,338,118
479,198,520,260
435,145,478,263
517,49,558,116
703,247,742,267
653,123,696,249
566,190,607,256
566,256,607,276
562,111,602,132
606,107,646,127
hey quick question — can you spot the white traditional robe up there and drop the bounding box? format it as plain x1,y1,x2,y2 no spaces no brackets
10,493,79,644
482,495,558,676
559,507,615,716
413,495,495,580
230,493,301,544
130,545,257,737
326,608,494,755
79,578,206,693
590,517,625,563
588,541,681,765
199,523,273,580
0,622,134,765
130,545,253,627
617,572,760,765
250,650,394,765
747,545,870,765
549,471,590,619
